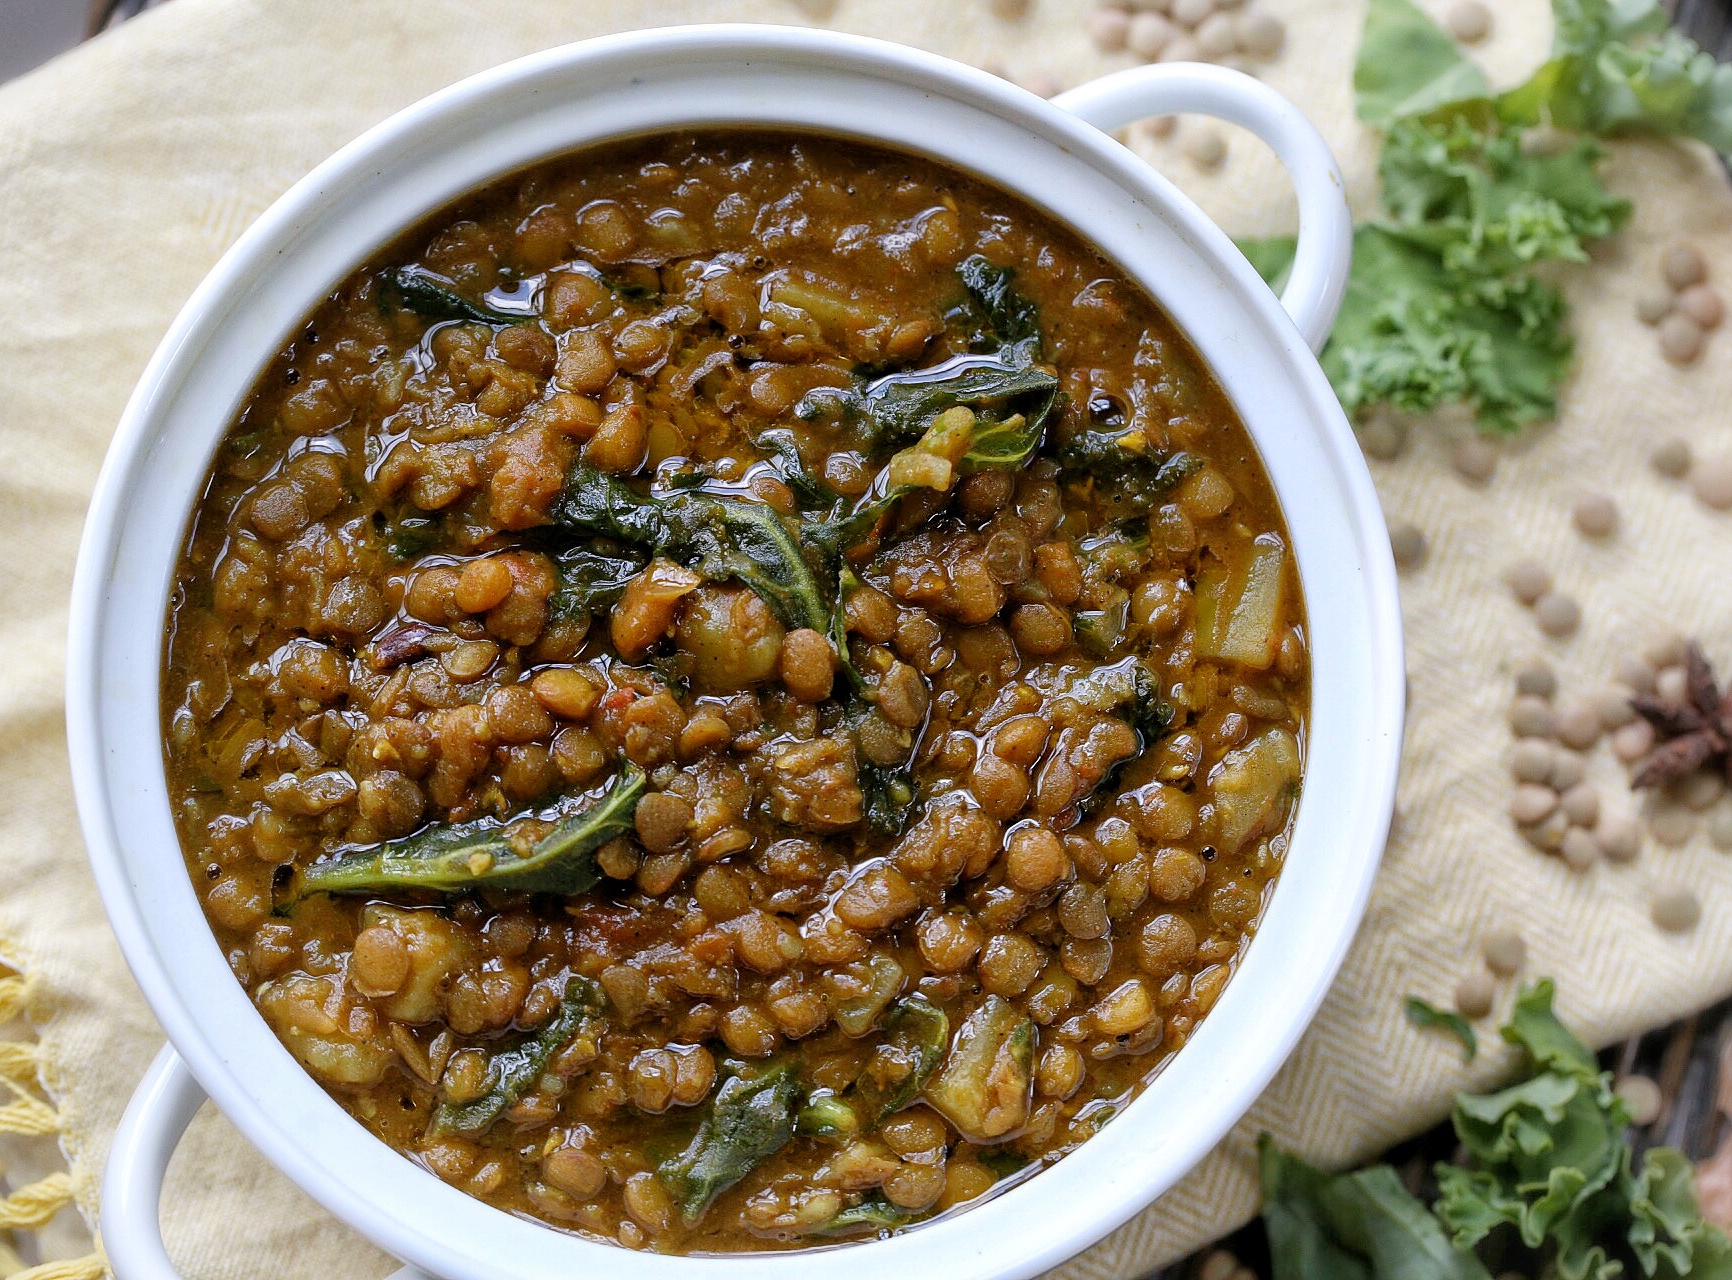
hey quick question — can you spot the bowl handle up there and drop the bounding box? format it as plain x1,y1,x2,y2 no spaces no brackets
1052,63,1352,354
104,1043,432,1279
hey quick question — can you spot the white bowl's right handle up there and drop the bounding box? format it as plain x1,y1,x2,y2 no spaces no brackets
105,1043,430,1280
1052,63,1352,354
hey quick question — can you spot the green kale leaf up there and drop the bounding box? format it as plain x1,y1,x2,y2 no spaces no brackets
953,254,1043,353
1406,996,1479,1062
1379,116,1631,274
1261,1135,1493,1280
1355,0,1491,126
1243,227,1574,432
1264,981,1732,1280
1500,0,1732,158
1270,0,1717,436
379,264,522,325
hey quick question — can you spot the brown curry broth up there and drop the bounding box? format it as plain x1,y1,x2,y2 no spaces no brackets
162,131,1305,1252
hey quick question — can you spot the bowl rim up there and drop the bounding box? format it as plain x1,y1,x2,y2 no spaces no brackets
66,23,1403,1280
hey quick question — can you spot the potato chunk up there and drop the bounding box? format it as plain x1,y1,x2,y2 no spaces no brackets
1208,727,1301,852
257,973,393,1087
359,904,472,1024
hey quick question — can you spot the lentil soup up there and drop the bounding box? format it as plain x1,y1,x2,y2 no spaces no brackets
162,132,1307,1253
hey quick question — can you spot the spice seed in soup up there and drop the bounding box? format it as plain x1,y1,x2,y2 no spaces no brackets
163,133,1306,1251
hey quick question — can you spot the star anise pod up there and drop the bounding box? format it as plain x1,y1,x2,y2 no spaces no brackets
1629,641,1732,788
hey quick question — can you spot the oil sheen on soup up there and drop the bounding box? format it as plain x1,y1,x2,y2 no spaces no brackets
162,132,1308,1253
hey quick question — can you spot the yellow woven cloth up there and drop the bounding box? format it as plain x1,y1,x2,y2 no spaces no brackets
3,0,1732,1275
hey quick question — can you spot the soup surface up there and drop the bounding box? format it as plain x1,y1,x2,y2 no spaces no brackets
162,132,1307,1252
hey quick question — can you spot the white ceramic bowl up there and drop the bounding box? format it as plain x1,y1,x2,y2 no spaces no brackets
66,25,1402,1280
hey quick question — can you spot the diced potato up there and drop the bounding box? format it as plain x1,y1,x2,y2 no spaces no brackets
676,586,786,691
1208,727,1301,853
826,954,905,1037
767,275,887,340
360,904,472,1024
924,996,1034,1142
1195,534,1287,669
257,973,393,1087
642,209,702,256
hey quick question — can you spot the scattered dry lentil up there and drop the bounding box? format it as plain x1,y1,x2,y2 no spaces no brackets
1651,437,1693,478
1520,126,1572,159
1560,783,1600,828
1572,491,1617,539
1510,695,1556,738
1389,521,1426,570
1659,313,1705,365
1534,592,1581,639
1161,32,1200,62
1523,809,1569,851
1597,813,1642,863
1445,0,1491,41
1138,115,1178,142
1510,784,1559,825
1560,827,1600,870
1636,285,1676,326
1679,771,1725,811
1679,282,1724,329
1514,659,1556,699
1648,803,1697,847
1613,719,1657,763
1646,628,1688,668
1550,750,1586,792
1510,738,1556,784
1236,8,1285,57
1506,559,1552,606
1617,653,1659,693
1182,127,1227,170
1691,455,1732,510
1651,885,1701,932
1451,435,1498,484
1594,686,1636,730
1663,242,1708,290
1710,807,1732,849
1455,970,1497,1019
1019,72,1062,99
1554,699,1600,750
1656,664,1689,704
1195,12,1238,57
1127,11,1173,57
1089,6,1132,50
1482,927,1526,977
1616,1073,1663,1126
1359,413,1406,460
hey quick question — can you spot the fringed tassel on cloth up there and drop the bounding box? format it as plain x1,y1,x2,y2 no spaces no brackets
7,1252,107,1280
0,973,110,1277
0,1175,71,1232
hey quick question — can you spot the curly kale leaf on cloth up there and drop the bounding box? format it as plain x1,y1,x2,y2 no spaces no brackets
1261,982,1732,1280
1236,0,1732,435
1261,1136,1493,1280
1240,227,1575,431
1376,115,1630,275
1433,981,1732,1280
1501,0,1732,152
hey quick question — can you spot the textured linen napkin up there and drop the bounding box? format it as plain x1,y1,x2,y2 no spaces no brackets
3,0,1732,1275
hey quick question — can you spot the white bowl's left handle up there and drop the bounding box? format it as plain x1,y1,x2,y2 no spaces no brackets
1053,63,1352,354
105,1044,432,1280
104,1045,205,1280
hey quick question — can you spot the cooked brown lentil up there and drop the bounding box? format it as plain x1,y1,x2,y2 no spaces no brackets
162,132,1306,1253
